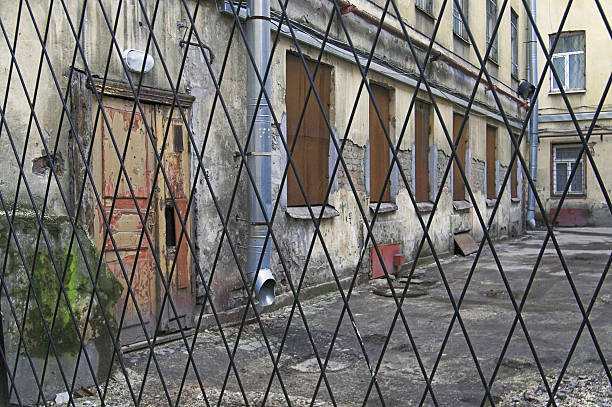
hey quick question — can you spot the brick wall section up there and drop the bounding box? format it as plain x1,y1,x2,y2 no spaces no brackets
396,149,412,190
337,139,366,192
437,149,450,193
471,158,485,194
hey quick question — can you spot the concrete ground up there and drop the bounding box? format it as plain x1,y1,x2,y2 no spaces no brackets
59,228,611,406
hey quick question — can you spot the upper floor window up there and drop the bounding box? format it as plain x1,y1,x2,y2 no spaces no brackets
511,9,519,78
550,32,585,92
453,0,468,41
553,144,585,195
415,0,434,15
486,0,499,61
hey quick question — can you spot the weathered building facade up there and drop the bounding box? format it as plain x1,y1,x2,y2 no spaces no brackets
534,0,612,227
0,0,532,401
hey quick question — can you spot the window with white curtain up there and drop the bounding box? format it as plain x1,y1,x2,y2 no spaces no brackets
453,0,468,40
486,0,498,61
550,32,586,91
415,0,434,15
511,9,519,78
553,144,585,195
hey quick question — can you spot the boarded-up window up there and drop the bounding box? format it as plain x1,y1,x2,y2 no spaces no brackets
486,125,497,199
369,84,391,203
415,100,431,202
511,137,519,198
453,113,468,201
286,53,332,206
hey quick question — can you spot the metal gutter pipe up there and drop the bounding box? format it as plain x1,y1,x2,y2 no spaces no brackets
526,0,538,229
246,0,275,306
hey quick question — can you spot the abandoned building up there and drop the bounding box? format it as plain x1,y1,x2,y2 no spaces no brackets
0,0,546,402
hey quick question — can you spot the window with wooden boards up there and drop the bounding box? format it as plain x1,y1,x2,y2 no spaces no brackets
511,138,519,199
486,125,498,200
415,100,431,202
369,84,391,203
453,112,468,201
286,53,332,207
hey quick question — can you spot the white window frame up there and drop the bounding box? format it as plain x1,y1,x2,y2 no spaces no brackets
453,0,468,41
553,144,585,195
550,32,585,92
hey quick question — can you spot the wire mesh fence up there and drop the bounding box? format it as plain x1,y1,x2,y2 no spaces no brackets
0,0,610,405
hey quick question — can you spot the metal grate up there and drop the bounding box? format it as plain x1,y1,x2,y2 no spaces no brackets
0,0,610,405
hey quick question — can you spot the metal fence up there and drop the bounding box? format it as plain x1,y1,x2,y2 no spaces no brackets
0,0,610,405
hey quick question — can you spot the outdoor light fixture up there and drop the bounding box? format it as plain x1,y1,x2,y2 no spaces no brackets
122,49,155,73
518,80,535,100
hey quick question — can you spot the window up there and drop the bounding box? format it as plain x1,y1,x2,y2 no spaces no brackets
486,125,497,200
415,101,431,202
453,0,468,40
511,9,519,78
453,113,468,201
369,84,391,203
553,144,585,195
416,0,433,15
286,53,332,206
486,0,498,61
511,138,519,199
550,32,585,91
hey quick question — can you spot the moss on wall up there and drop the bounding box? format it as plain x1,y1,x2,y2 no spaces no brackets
0,212,122,358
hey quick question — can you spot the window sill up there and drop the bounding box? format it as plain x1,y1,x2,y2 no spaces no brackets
550,194,586,199
486,198,497,207
453,200,472,211
453,31,470,45
415,5,436,20
416,201,434,213
549,89,586,95
511,197,521,203
286,205,340,219
487,56,499,66
369,202,398,214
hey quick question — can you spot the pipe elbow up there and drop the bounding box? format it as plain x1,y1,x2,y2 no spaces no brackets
253,268,276,306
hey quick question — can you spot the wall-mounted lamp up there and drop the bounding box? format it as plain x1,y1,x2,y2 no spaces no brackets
122,49,155,73
517,80,535,100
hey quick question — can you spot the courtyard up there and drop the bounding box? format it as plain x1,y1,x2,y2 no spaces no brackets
59,227,611,406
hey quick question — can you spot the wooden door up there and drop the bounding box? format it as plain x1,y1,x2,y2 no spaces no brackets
157,105,193,333
453,113,468,201
369,84,391,203
93,98,159,345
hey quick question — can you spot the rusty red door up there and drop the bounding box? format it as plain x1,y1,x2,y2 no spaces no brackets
93,98,159,345
157,105,193,333
93,98,193,344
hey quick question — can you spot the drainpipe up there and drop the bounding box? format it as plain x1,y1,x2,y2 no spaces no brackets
246,0,275,306
526,0,538,229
